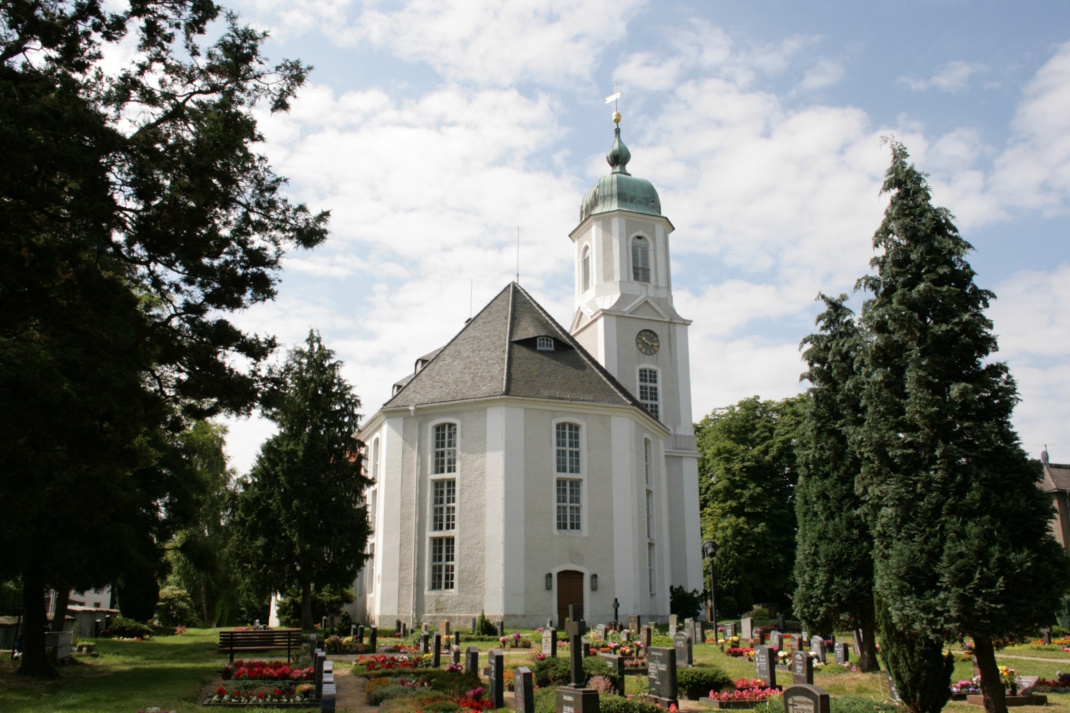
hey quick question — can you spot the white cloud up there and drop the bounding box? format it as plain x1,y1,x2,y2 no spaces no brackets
898,60,985,93
798,58,845,92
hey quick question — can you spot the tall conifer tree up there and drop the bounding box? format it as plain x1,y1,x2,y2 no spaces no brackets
794,294,878,672
856,142,1069,713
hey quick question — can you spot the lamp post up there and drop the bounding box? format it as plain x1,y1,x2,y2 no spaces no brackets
702,540,718,641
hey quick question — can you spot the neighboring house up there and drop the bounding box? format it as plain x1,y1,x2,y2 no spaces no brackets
351,119,703,628
1041,450,1070,554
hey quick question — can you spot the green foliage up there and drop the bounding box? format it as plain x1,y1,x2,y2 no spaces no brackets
598,694,665,713
154,586,196,628
531,656,611,686
115,564,161,623
697,395,803,614
675,665,734,699
103,616,154,639
830,700,902,713
876,596,953,713
231,331,371,629
0,579,20,614
275,583,355,628
368,684,419,706
534,687,558,713
669,585,706,620
475,610,498,636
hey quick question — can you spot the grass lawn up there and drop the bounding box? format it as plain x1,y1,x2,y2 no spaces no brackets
0,628,312,713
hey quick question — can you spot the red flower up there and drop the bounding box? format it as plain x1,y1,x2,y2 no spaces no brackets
216,687,225,696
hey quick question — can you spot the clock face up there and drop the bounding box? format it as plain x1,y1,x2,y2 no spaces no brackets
636,329,660,355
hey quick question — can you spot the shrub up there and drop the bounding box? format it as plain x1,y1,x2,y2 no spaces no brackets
588,675,618,694
154,586,195,627
831,698,902,713
534,687,558,713
670,585,706,620
104,615,154,639
599,694,664,713
533,656,611,686
676,665,734,699
368,684,419,706
475,610,498,636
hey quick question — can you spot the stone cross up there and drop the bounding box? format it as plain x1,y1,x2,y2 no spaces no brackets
613,598,620,625
565,616,588,686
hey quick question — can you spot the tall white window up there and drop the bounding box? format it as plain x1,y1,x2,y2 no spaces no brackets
430,537,455,590
644,439,654,540
582,247,591,291
638,368,660,419
555,422,582,531
432,479,456,532
632,236,651,283
433,423,457,474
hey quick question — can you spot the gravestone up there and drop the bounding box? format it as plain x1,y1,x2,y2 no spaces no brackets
321,616,327,630
885,673,902,704
402,623,409,638
369,626,377,652
309,633,318,652
440,620,451,637
601,653,626,696
1043,628,1052,645
674,631,693,667
465,646,479,675
357,624,365,644
683,617,694,642
792,651,814,685
834,642,849,666
596,624,607,640
810,635,826,664
641,625,652,650
422,622,429,634
778,614,786,631
420,632,430,655
620,630,630,642
543,627,558,658
755,645,777,688
783,684,830,713
741,617,754,641
472,617,478,634
555,609,599,713
582,641,591,658
516,666,535,713
853,630,863,656
724,621,736,639
753,629,766,647
770,631,783,651
801,630,809,643
668,615,678,638
629,615,640,633
451,645,461,666
314,651,326,699
613,598,620,626
433,632,442,667
791,635,803,654
647,647,679,709
489,649,505,709
497,621,506,638
396,619,402,636
547,619,554,629
351,624,356,638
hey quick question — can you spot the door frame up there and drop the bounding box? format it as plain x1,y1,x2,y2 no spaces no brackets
550,565,590,628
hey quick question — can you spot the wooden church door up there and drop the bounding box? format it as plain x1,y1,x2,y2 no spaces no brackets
557,570,584,627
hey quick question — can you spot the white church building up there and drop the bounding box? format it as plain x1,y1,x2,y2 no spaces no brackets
352,120,703,628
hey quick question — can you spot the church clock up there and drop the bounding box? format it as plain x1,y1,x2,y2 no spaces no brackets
636,329,660,355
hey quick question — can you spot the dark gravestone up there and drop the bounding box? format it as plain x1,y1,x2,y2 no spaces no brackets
369,626,377,652
629,615,640,633
453,630,461,650
396,619,402,636
674,631,693,667
601,653,626,696
740,617,753,641
647,647,679,709
834,641,849,666
769,631,783,651
314,650,326,699
668,615,678,638
753,629,766,647
613,598,620,625
451,645,461,666
810,636,826,664
556,685,600,713
433,632,442,667
543,628,558,658
792,650,814,685
351,624,356,638
465,646,479,676
489,649,505,709
547,619,554,629
778,614,786,631
357,624,365,644
402,623,409,638
784,684,830,713
498,621,506,638
566,614,588,686
1044,628,1052,645
309,633,318,652
582,641,591,658
516,666,535,713
885,674,902,704
755,645,777,688
723,622,736,639
791,635,803,654
421,632,430,655
641,625,652,650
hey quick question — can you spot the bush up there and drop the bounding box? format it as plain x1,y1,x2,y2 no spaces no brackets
534,687,558,713
104,615,154,639
154,586,196,627
368,684,419,706
676,665,734,699
670,585,706,620
588,675,617,694
599,694,664,713
475,610,498,636
532,656,611,686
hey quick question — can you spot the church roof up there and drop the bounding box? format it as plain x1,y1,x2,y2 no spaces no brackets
580,126,661,223
1041,461,1070,493
383,282,650,415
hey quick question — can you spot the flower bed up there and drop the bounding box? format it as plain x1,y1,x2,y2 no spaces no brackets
704,679,781,709
725,647,753,658
204,684,316,707
220,660,314,682
1036,674,1070,692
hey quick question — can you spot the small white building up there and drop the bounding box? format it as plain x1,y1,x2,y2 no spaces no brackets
353,121,703,628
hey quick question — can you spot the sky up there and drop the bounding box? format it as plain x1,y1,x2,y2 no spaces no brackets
208,0,1070,475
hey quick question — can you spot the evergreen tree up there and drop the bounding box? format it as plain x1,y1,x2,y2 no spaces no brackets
793,294,879,671
0,0,325,675
697,396,802,615
232,331,371,629
856,141,1069,713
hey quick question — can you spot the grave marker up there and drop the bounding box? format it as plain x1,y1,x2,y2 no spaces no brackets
834,642,849,666
451,645,461,666
516,666,535,713
433,632,442,667
741,617,753,640
641,625,652,650
790,635,803,654
778,614,786,631
421,632,430,655
783,684,830,713
853,630,862,656
810,635,826,664
498,621,506,638
601,653,626,696
422,622,429,634
674,631,693,667
489,649,505,709
647,647,679,709
792,651,813,685
753,629,766,647
629,615,640,633
440,620,451,637
543,627,558,658
668,615,678,638
357,624,365,644
724,621,736,639
472,618,478,634
453,630,461,650
1043,628,1052,645
556,608,599,713
755,645,777,688
369,626,377,652
314,650,326,699
465,647,479,675
769,631,783,651
596,624,607,640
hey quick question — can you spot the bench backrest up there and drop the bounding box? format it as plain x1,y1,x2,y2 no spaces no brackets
219,629,302,646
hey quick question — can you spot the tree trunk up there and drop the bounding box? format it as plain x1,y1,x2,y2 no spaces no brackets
17,568,57,678
974,635,1008,713
300,580,313,630
857,600,881,672
50,583,69,633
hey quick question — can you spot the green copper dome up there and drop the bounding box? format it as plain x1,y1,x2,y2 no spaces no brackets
580,127,661,222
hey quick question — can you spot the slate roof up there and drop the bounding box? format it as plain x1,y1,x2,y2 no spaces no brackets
1042,462,1070,493
383,282,649,415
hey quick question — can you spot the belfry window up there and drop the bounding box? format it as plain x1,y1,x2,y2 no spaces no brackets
632,236,651,283
582,247,591,291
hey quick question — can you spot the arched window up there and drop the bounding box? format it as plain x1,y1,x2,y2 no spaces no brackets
632,236,651,283
582,246,591,291
638,368,660,420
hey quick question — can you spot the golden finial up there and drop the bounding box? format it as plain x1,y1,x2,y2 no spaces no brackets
605,81,622,125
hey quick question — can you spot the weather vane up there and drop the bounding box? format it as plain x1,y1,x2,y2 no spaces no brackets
605,81,622,125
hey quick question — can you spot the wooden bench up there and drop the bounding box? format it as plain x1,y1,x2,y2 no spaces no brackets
219,629,303,663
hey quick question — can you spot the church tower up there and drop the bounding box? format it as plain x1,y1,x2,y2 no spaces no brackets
569,114,704,591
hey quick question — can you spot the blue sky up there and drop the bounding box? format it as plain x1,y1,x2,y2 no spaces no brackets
194,0,1070,473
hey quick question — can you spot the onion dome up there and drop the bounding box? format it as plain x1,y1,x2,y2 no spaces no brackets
580,122,661,222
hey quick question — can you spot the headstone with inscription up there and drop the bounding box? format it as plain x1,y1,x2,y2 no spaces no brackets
724,622,736,639
465,647,479,675
489,649,505,709
668,615,678,638
543,628,558,657
755,645,777,688
596,624,607,641
792,651,813,685
673,631,693,667
516,666,535,713
601,653,626,696
810,636,826,664
629,615,640,633
741,617,753,640
433,632,442,667
783,684,830,713
647,647,679,710
641,625,652,650
834,642,849,666
791,634,803,654
769,631,783,651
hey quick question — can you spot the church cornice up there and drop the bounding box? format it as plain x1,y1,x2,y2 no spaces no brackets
568,207,674,242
